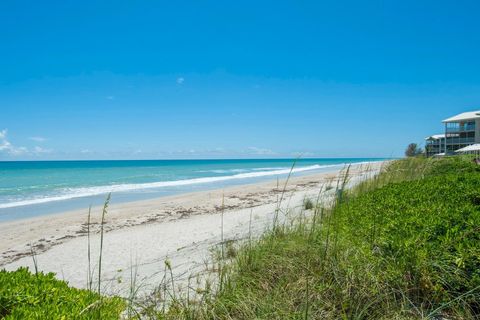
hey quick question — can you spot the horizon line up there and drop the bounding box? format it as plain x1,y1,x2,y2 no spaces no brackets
0,156,393,162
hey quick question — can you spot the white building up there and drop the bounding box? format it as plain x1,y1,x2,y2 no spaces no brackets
425,134,445,157
442,111,480,155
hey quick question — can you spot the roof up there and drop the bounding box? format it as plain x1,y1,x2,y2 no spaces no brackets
425,134,445,140
442,111,480,123
455,144,480,153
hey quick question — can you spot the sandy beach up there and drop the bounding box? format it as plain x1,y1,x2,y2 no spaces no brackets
0,161,384,297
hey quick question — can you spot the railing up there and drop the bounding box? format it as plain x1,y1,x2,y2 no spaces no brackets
445,137,475,144
446,125,476,133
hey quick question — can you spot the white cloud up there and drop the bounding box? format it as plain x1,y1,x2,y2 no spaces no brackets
290,151,316,158
10,147,28,156
29,136,47,142
0,129,6,140
0,130,54,157
246,147,276,155
0,129,28,156
33,146,52,154
176,77,185,85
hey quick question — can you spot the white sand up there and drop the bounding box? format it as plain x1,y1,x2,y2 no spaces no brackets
0,162,383,298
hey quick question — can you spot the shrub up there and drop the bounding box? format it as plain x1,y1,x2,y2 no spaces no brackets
0,267,124,319
405,143,423,157
304,198,314,210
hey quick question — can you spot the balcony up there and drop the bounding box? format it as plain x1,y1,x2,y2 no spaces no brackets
445,124,476,133
425,142,442,147
426,146,442,152
445,137,475,144
426,145,444,156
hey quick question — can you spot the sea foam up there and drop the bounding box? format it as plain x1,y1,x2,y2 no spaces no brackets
0,164,341,209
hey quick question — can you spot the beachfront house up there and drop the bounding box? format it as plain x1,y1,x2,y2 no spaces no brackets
454,143,480,156
442,111,480,155
425,134,445,157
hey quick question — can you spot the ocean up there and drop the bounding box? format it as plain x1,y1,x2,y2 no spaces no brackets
0,158,383,222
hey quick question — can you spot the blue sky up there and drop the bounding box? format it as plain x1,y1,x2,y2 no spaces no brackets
1,0,479,160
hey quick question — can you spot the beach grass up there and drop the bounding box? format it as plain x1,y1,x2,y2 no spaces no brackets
156,156,480,319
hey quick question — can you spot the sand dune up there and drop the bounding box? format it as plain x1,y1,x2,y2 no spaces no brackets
1,162,383,298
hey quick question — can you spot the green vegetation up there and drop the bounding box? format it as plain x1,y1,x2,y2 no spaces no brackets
0,267,124,319
162,156,480,319
2,157,479,319
304,198,314,210
405,143,423,157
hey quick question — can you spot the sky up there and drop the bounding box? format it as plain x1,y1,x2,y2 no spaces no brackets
1,0,480,160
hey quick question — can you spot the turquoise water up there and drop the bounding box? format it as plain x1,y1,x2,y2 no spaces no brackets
0,158,383,222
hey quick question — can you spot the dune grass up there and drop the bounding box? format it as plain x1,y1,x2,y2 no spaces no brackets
159,156,480,319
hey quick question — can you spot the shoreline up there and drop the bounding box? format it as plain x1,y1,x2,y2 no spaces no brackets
0,159,387,221
1,161,385,296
